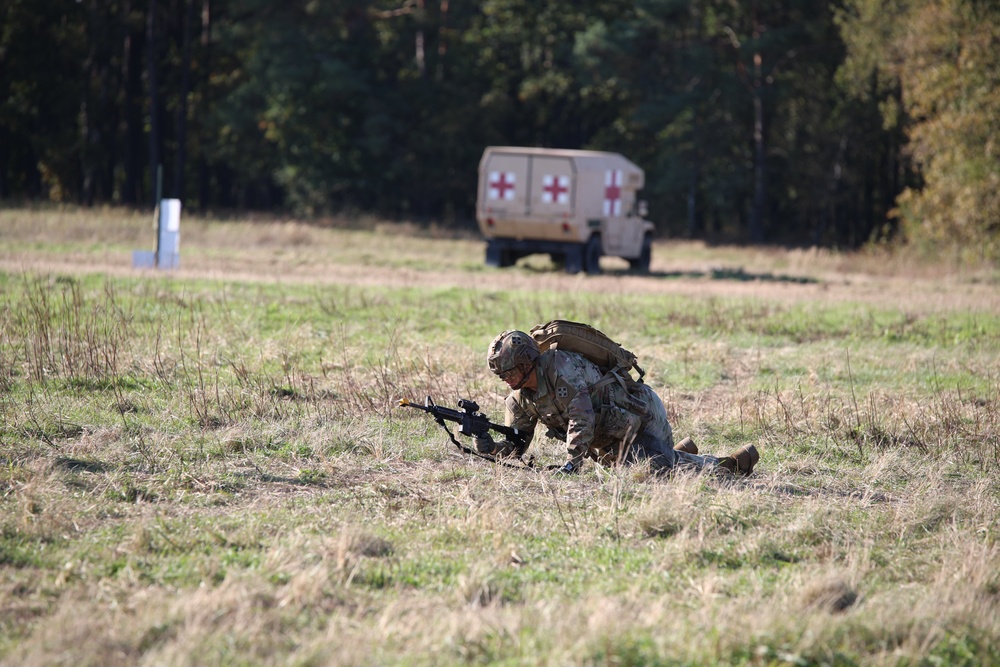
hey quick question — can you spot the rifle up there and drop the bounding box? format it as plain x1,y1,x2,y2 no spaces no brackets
398,396,531,466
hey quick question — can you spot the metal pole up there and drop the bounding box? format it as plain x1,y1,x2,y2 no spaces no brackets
154,163,163,266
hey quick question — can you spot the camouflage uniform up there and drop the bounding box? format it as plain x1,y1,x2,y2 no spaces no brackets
503,349,719,472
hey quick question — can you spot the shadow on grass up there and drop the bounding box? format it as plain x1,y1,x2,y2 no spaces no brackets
54,457,109,473
235,469,331,488
706,267,818,284
629,267,819,284
518,263,819,284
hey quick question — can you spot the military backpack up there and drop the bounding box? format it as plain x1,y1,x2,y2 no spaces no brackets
529,320,646,385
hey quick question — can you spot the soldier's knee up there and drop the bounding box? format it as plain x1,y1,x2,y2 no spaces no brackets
628,431,677,468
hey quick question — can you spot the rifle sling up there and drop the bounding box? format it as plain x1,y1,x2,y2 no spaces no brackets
432,417,535,470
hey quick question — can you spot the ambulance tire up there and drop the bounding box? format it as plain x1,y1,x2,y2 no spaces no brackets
583,235,603,275
629,234,652,273
564,249,582,274
486,243,517,268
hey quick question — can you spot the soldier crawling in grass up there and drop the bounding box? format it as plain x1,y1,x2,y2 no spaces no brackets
476,326,759,475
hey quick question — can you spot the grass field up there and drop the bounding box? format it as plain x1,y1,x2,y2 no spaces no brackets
1,206,999,666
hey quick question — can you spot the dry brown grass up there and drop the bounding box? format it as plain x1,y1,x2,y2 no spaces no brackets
1,207,998,665
3,455,998,665
2,205,997,315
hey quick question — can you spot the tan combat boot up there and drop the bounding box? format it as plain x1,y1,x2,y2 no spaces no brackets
718,444,759,476
673,437,699,455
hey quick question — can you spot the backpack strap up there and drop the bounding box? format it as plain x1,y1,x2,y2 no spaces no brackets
589,366,633,394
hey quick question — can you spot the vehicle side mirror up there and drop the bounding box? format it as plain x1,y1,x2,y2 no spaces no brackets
638,201,648,217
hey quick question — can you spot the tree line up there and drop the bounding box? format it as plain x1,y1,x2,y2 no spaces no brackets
1,0,997,254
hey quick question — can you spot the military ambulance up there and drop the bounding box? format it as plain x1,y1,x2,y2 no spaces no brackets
476,146,654,274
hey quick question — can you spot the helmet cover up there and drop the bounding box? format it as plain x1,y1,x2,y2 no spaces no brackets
487,330,540,375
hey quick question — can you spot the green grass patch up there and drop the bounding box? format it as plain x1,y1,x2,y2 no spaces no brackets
1,212,998,665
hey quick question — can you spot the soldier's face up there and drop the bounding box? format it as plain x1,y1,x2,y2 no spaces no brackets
499,366,525,388
500,364,537,390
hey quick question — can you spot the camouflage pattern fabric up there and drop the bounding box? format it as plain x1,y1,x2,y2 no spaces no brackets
502,349,719,471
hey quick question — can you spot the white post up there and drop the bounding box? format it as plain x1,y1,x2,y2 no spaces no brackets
157,198,181,269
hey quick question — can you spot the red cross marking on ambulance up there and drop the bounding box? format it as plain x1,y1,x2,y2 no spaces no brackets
604,169,622,216
542,175,570,205
488,171,516,200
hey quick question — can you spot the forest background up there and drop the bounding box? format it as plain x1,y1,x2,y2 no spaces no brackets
1,0,998,257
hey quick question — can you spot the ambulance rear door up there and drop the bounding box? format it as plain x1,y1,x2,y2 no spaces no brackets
481,152,530,220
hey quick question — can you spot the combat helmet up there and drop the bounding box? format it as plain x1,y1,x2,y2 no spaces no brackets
487,330,540,376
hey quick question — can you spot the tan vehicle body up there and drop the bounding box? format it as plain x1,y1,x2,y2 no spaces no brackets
476,146,655,274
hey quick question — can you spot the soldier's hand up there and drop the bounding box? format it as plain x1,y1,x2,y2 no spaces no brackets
544,427,567,441
474,433,495,454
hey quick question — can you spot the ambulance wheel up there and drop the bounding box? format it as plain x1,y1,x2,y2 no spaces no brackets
486,243,516,268
564,249,583,274
583,235,603,275
629,234,652,273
